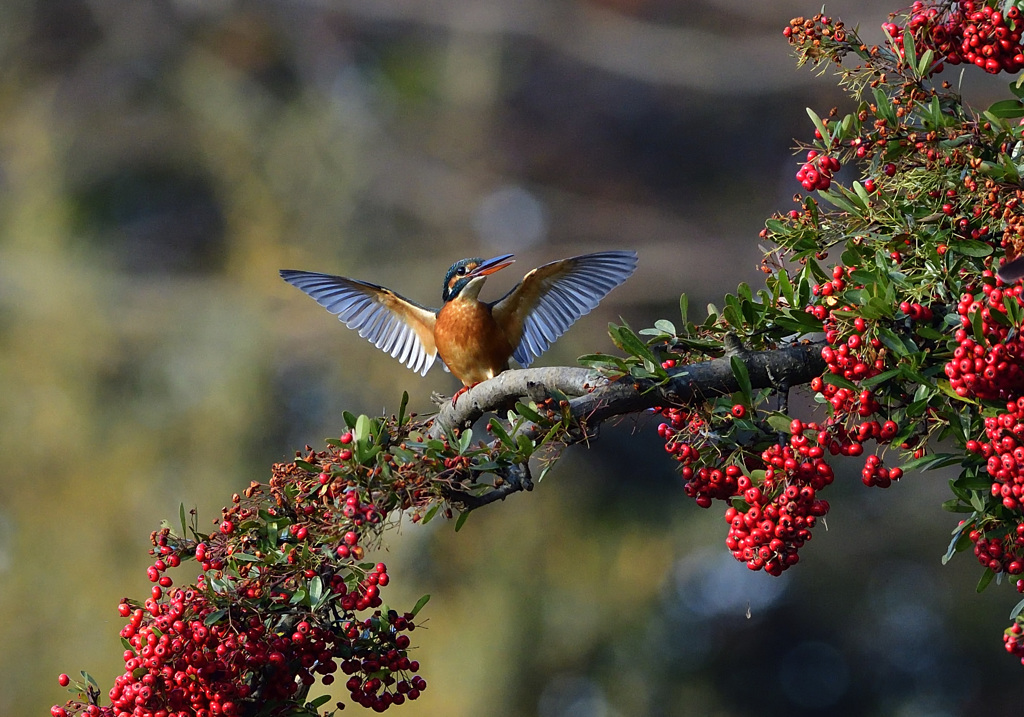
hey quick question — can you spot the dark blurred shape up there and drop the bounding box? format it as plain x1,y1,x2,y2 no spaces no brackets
202,12,300,101
778,640,850,709
72,166,226,274
27,0,102,73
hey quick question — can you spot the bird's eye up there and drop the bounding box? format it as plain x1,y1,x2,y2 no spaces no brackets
457,266,467,276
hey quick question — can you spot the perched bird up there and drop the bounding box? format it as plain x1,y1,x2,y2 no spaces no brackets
280,251,638,395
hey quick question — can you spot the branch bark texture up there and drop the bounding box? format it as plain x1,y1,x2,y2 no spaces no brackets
427,341,827,507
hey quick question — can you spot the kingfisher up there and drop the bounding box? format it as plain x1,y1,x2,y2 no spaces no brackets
280,250,638,397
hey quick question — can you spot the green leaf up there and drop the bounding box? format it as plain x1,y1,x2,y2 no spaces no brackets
294,459,317,473
817,188,862,215
515,401,546,425
204,608,228,626
411,593,431,617
1010,596,1024,620
986,98,1024,119
81,671,98,689
420,503,440,525
398,391,410,426
900,453,961,472
902,22,917,68
942,523,970,565
680,293,689,325
654,319,676,335
308,695,332,709
121,637,135,653
308,576,325,608
610,324,659,364
950,239,994,257
822,372,858,391
730,355,752,404
487,418,515,448
806,107,830,144
354,414,370,444
454,511,470,532
458,428,473,453
767,413,795,433
858,368,902,388
179,503,188,538
970,308,988,348
917,47,935,77
978,567,996,593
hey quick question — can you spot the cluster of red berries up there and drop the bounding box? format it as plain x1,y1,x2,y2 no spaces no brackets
885,1,1024,75
54,434,433,717
968,398,1024,513
53,560,423,717
725,425,833,576
1004,621,1024,664
796,150,841,192
970,525,1024,574
658,407,730,509
945,279,1024,399
341,610,426,710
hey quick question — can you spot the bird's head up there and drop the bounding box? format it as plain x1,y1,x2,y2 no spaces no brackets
442,254,515,303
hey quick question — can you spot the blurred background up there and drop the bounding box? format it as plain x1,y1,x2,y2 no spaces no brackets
2,0,1022,715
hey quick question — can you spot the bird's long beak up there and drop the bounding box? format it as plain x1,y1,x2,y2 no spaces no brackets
469,254,515,277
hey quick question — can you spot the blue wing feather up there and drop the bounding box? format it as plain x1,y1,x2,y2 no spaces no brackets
280,270,439,376
492,251,638,368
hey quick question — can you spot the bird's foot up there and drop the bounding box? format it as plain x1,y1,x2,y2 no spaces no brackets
450,383,478,407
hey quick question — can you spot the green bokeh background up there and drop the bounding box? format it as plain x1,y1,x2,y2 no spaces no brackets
3,1,1022,715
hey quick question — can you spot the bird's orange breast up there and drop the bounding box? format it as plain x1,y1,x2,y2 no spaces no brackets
434,299,514,386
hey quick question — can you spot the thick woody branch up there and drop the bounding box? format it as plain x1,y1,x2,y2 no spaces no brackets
429,340,827,508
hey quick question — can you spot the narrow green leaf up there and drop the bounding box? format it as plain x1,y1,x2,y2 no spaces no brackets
81,671,99,689
902,22,917,68
179,503,188,538
610,324,659,364
411,593,431,616
817,188,862,215
204,608,228,626
950,239,994,257
458,428,473,453
970,308,988,348
398,391,410,426
454,511,470,532
420,503,440,525
512,402,544,425
978,567,997,593
730,355,752,403
806,107,830,143
488,418,515,449
917,47,934,77
308,576,325,607
308,695,332,709
680,293,689,325
1010,596,1024,620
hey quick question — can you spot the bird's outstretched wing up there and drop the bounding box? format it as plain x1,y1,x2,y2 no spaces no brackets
491,250,638,368
280,270,439,376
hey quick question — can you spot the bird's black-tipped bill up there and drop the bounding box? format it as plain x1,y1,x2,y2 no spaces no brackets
469,254,515,277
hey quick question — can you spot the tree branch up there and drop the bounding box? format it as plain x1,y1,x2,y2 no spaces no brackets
429,340,827,508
